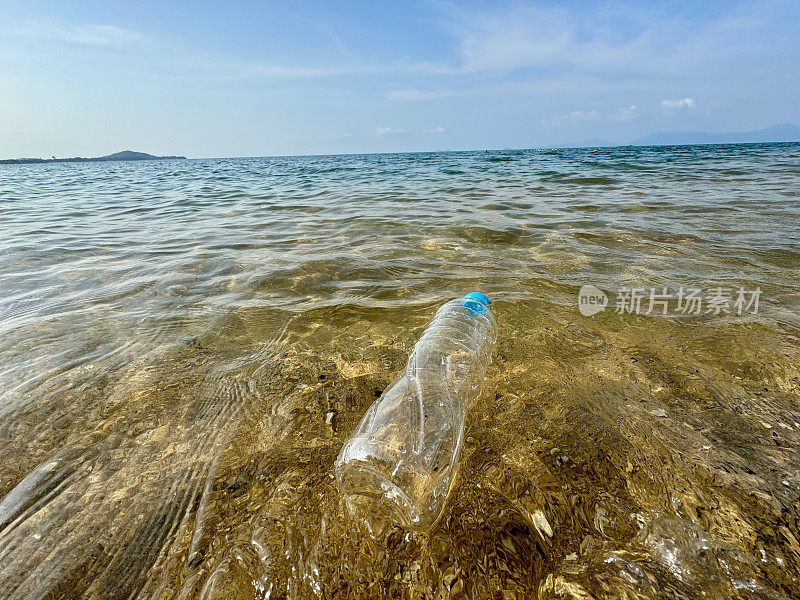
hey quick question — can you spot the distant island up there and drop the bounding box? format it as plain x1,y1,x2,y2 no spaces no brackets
0,150,186,165
627,123,800,147
564,123,800,148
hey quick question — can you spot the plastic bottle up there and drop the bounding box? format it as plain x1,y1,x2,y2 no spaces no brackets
335,292,497,534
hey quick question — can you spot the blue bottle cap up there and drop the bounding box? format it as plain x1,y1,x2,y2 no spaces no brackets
461,292,491,314
464,292,490,305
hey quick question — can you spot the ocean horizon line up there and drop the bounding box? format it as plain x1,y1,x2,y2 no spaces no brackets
5,138,800,164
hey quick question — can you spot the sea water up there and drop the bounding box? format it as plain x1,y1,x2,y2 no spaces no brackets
1,144,799,598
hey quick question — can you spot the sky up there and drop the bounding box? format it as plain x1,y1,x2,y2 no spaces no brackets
1,0,798,158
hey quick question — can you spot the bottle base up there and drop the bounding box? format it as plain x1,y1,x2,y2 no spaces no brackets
336,459,435,536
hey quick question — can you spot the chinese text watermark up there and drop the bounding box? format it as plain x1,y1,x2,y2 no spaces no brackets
578,285,760,317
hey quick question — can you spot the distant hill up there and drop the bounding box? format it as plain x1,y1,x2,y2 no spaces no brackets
0,150,186,165
628,123,800,146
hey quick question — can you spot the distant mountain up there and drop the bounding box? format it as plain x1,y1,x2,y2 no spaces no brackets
97,151,186,161
0,150,186,165
628,123,800,146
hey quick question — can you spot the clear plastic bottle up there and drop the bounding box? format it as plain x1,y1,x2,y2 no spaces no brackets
335,293,497,534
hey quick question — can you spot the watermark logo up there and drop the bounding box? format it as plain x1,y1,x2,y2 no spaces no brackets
578,285,609,316
577,285,761,317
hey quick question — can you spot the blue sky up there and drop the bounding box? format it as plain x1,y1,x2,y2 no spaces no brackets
1,0,798,157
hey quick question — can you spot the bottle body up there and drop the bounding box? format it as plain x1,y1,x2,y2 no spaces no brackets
335,294,497,534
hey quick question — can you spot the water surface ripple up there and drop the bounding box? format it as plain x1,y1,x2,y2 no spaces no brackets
1,144,799,599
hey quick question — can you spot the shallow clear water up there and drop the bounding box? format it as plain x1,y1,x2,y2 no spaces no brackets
1,144,799,599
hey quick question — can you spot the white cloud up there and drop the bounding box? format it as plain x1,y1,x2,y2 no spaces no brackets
385,76,609,103
542,104,639,127
386,88,458,102
424,126,446,134
542,110,600,128
382,3,794,106
616,105,637,121
453,5,573,73
375,126,405,136
441,3,649,74
16,22,143,46
7,5,766,89
232,62,369,79
661,97,696,111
